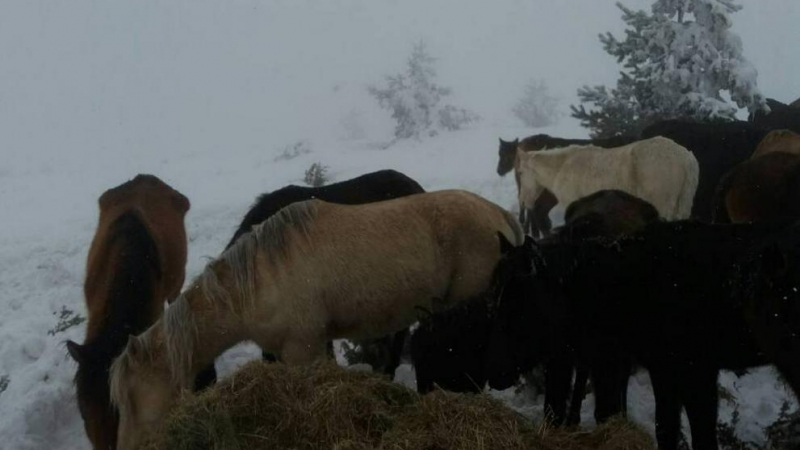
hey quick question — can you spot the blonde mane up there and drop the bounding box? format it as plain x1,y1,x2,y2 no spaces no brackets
109,200,320,412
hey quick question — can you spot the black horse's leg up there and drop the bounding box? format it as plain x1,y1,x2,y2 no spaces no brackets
683,367,720,450
533,190,557,238
567,366,589,426
544,356,572,426
385,328,409,378
193,363,217,391
650,366,683,450
591,355,627,424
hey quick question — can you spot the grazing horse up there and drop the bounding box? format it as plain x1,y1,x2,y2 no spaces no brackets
497,134,635,237
486,191,660,427
516,136,698,221
750,98,800,133
109,190,523,450
640,119,770,221
409,233,524,394
226,169,424,375
488,220,798,450
752,129,800,158
66,174,191,450
713,152,800,224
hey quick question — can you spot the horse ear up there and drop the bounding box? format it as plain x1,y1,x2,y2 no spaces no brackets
513,138,519,145
66,340,85,364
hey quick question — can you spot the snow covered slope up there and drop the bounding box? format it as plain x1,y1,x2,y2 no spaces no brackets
0,1,797,449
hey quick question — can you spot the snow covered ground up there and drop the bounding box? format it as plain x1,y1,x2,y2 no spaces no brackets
0,1,798,449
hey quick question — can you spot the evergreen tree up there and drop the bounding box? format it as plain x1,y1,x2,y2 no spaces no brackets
572,0,766,138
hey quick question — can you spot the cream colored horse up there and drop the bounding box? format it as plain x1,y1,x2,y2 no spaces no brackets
109,189,522,450
516,136,699,221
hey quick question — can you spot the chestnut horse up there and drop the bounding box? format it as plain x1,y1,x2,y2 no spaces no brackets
751,129,800,158
66,174,190,450
109,190,522,450
713,152,800,224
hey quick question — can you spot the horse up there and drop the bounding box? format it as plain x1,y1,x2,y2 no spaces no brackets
515,136,698,221
487,220,798,450
497,134,636,238
109,190,523,450
751,129,800,158
65,174,193,450
409,233,523,395
226,169,424,375
750,98,800,133
485,191,660,427
640,119,771,221
712,152,800,224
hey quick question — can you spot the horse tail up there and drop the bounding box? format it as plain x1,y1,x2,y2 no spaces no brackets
500,208,525,246
674,148,700,220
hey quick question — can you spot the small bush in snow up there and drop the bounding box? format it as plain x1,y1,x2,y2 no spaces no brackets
368,41,478,140
48,306,85,336
512,79,560,128
274,141,312,162
304,163,330,187
0,375,8,395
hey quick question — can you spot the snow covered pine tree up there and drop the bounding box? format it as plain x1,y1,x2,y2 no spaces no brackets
571,0,767,138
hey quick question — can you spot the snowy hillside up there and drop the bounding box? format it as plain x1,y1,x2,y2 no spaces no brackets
0,1,798,449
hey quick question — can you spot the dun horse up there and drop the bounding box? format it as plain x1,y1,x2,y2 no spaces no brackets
109,190,522,450
516,136,698,221
226,169,424,375
66,174,190,450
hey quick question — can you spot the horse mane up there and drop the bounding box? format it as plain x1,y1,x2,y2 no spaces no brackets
77,211,161,403
111,200,321,404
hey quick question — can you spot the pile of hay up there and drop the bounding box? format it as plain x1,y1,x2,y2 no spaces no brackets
142,361,654,450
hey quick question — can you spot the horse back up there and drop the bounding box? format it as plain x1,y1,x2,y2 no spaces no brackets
226,170,424,249
752,129,800,158
89,174,189,307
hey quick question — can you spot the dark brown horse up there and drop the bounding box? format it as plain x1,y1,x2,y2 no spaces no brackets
497,135,636,238
713,152,800,224
751,129,800,158
66,175,191,450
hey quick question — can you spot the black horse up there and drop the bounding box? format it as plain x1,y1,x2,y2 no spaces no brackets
226,169,424,376
488,220,800,450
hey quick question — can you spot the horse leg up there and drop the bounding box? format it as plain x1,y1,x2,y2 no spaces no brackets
683,367,720,450
385,328,409,379
649,366,683,450
263,341,332,363
544,356,572,426
533,190,556,238
591,355,627,423
567,366,589,426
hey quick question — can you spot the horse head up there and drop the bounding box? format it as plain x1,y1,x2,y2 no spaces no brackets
497,138,520,176
484,235,547,390
110,334,178,450
67,340,119,450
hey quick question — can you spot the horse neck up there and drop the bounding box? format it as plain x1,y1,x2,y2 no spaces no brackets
523,150,568,191
163,282,249,387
